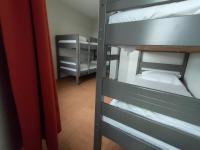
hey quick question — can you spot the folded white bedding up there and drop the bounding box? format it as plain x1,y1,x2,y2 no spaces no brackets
109,0,200,24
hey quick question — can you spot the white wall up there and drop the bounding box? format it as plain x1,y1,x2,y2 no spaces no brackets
184,53,200,99
91,19,99,37
46,0,98,77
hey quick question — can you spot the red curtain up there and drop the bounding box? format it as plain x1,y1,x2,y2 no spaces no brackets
0,0,61,150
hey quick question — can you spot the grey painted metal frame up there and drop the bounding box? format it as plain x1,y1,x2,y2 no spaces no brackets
106,15,200,47
94,0,200,150
107,0,185,12
55,34,98,84
136,51,189,78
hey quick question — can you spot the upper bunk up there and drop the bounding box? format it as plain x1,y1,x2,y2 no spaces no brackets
102,0,200,52
56,34,98,50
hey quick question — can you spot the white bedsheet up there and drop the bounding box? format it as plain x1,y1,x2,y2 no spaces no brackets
60,61,76,66
60,62,97,72
58,40,89,44
90,42,98,46
58,40,98,46
129,75,191,97
109,0,200,24
102,76,199,149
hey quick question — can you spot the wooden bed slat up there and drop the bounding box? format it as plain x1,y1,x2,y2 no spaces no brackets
107,0,184,12
102,122,156,150
102,78,200,126
102,102,200,149
106,15,200,50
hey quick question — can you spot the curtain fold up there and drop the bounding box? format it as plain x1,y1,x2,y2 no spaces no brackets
0,0,61,149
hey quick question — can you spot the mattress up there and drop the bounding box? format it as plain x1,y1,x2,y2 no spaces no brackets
109,0,200,24
58,40,98,46
58,40,89,45
60,62,97,72
90,42,98,46
128,75,191,97
102,75,199,149
60,61,76,66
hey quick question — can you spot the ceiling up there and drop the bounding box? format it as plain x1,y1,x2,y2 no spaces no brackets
61,0,99,19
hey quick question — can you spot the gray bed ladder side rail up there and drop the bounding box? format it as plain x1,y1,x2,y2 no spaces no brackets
94,0,109,150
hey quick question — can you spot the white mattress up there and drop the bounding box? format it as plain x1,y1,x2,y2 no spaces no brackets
58,40,98,46
102,76,199,149
60,62,97,72
109,0,200,24
90,42,98,46
129,75,191,97
60,61,76,66
58,40,89,44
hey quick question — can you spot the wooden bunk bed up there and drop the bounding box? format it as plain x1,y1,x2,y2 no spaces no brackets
56,34,98,84
94,0,200,150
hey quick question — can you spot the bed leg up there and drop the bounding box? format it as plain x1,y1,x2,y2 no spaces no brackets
76,76,80,85
94,123,102,150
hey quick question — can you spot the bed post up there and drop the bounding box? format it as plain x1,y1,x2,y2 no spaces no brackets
136,51,143,74
76,35,80,84
88,38,91,74
107,46,111,77
55,36,60,79
181,53,189,78
115,47,121,80
94,0,107,150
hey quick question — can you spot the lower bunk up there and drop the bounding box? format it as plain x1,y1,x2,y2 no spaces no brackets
102,71,199,150
101,78,200,150
95,52,200,150
59,56,97,84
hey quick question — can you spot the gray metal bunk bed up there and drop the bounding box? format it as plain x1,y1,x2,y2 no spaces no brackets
94,0,200,150
56,34,98,84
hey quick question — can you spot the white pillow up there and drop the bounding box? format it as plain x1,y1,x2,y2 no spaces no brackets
141,71,182,85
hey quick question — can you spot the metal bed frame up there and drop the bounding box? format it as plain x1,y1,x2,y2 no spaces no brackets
94,0,200,149
56,34,98,84
136,51,189,78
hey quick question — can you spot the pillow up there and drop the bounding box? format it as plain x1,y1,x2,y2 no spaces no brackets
141,71,182,85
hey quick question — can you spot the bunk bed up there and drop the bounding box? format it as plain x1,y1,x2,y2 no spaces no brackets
94,0,200,150
56,34,98,84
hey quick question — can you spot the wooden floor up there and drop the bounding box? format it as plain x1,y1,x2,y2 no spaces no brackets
57,76,122,150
